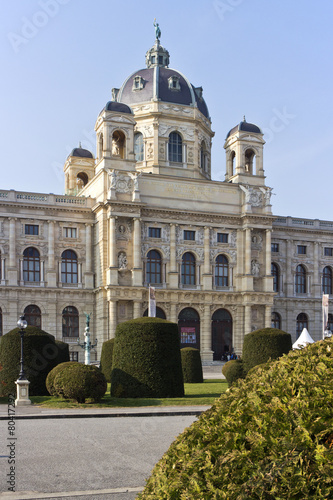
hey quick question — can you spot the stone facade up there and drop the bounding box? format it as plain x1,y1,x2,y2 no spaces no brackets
0,37,330,362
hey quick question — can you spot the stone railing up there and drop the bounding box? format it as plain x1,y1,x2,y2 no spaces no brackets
0,190,95,208
273,216,333,230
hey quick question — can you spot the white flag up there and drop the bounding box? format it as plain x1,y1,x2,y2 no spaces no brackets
148,286,156,317
322,294,329,339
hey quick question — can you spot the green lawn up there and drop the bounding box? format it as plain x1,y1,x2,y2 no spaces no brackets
0,380,228,409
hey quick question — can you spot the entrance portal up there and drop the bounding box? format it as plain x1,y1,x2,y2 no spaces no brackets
212,309,232,360
178,308,200,351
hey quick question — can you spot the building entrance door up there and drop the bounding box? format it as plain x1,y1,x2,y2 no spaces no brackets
212,309,232,360
178,308,200,351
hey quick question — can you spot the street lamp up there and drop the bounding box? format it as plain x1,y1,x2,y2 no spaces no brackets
77,312,97,365
15,315,31,406
324,328,332,339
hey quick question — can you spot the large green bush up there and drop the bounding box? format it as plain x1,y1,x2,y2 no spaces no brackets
53,363,107,403
242,327,292,374
55,340,70,365
222,358,245,385
138,338,333,499
46,361,78,396
111,317,184,398
0,326,68,396
181,348,203,383
100,338,115,383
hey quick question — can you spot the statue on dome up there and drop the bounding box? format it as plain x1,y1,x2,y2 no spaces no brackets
154,19,161,40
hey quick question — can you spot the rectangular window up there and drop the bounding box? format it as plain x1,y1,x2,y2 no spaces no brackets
25,224,38,235
148,227,161,238
69,352,78,362
271,243,279,253
217,233,228,243
64,227,77,238
297,245,307,255
324,247,333,256
184,230,195,241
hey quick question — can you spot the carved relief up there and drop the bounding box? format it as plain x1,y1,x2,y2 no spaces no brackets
146,143,154,160
251,259,260,276
116,220,131,240
118,251,127,269
230,231,237,247
197,228,204,245
251,232,263,250
161,246,170,259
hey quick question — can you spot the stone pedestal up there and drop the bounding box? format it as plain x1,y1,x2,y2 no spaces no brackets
15,379,31,406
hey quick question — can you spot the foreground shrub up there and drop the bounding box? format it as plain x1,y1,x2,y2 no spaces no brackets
181,348,203,383
55,340,70,364
111,317,184,398
0,326,66,396
53,363,107,403
242,327,292,374
46,361,78,396
222,358,245,385
100,339,115,383
138,338,333,499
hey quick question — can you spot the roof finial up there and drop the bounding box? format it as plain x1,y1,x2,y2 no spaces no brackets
243,115,246,122
79,141,82,148
153,18,161,40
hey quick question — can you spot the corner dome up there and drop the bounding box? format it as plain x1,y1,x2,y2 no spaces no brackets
104,101,133,114
68,146,94,159
226,119,262,139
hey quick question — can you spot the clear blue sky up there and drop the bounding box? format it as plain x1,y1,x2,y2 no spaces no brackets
1,0,332,219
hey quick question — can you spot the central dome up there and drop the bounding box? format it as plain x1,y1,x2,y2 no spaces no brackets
115,39,209,118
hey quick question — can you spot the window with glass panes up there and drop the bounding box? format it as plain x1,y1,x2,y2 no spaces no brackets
184,230,195,241
61,250,78,284
271,312,281,329
295,265,306,293
324,247,333,256
271,263,279,292
148,227,161,238
24,305,41,328
134,132,144,161
64,227,77,238
271,243,279,253
217,233,228,243
23,247,40,282
323,266,332,294
168,132,182,163
296,313,308,338
25,224,39,235
297,245,306,255
62,306,79,337
181,252,196,285
146,250,162,284
215,255,228,287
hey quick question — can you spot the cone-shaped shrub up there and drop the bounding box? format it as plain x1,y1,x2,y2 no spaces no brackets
242,327,292,374
138,338,333,499
100,338,115,383
222,358,245,385
181,347,203,383
53,363,107,403
0,326,69,396
111,317,184,398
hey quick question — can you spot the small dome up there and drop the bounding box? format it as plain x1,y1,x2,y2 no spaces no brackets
68,147,94,159
104,101,133,114
226,119,262,139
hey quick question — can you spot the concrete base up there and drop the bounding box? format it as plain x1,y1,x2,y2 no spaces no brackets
15,379,31,406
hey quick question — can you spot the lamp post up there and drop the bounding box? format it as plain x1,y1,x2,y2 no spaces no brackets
77,312,97,365
15,315,31,406
324,328,332,339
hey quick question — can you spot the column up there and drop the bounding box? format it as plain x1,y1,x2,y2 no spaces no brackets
47,221,57,287
84,223,94,289
203,226,212,290
132,218,142,286
265,304,271,328
264,229,273,292
109,301,117,339
286,240,293,296
201,304,213,362
133,301,141,319
245,228,251,274
244,304,251,335
40,261,45,286
8,218,18,285
107,216,118,285
1,257,5,283
169,224,178,288
170,303,177,323
313,242,320,297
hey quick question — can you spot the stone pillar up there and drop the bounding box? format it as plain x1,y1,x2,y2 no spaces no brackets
286,240,293,296
132,218,142,286
245,228,251,275
264,229,273,292
107,216,118,285
265,304,272,328
84,223,94,288
133,301,141,319
168,224,178,288
202,227,212,290
313,242,320,297
8,218,18,285
201,304,213,362
244,304,251,335
109,301,117,339
47,221,57,287
170,302,177,323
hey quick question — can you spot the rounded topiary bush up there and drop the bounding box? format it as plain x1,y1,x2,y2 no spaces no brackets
180,348,203,383
53,363,107,403
138,338,333,499
46,361,78,396
100,338,115,383
242,327,292,374
111,317,184,398
0,326,65,396
222,359,245,386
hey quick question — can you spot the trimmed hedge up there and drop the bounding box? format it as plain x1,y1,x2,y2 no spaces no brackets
53,363,107,403
138,338,333,499
111,317,184,398
46,361,78,396
222,359,245,386
100,339,115,383
242,327,292,374
180,348,203,383
55,340,70,365
0,326,69,396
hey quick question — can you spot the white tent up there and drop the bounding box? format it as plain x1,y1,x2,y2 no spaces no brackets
292,328,314,349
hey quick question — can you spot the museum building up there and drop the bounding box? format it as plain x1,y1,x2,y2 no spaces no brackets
0,34,332,362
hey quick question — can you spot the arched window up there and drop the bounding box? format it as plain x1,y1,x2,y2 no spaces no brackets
77,172,88,189
146,250,162,284
143,307,166,319
271,263,279,292
24,305,41,329
271,312,281,329
245,148,256,174
296,313,308,339
215,255,228,287
181,252,196,285
62,306,79,337
230,151,235,176
112,130,125,158
168,132,182,163
134,132,144,162
327,313,333,331
23,247,40,282
0,307,2,336
61,250,78,284
295,265,306,294
200,141,208,172
98,133,103,158
323,266,332,295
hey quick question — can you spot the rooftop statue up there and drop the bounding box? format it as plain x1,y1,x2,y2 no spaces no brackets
154,19,161,40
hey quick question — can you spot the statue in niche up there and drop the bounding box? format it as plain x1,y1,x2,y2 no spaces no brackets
118,252,128,269
251,260,260,276
112,136,120,156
